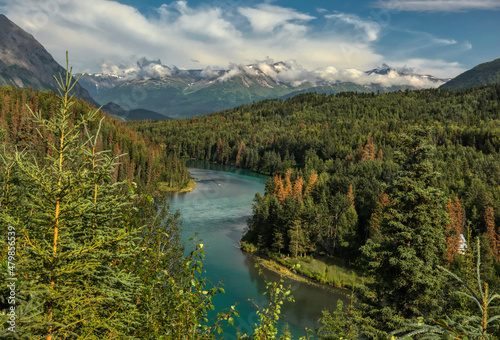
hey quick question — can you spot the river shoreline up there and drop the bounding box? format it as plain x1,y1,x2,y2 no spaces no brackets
243,249,356,296
158,179,196,193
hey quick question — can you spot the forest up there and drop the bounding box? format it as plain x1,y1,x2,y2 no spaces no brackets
0,85,191,193
0,70,300,339
2,64,500,338
130,84,500,338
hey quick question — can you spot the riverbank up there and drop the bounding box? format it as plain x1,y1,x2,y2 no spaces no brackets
157,179,197,193
241,243,371,292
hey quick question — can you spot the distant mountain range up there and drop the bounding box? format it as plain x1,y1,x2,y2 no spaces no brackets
440,58,500,90
79,61,450,118
4,13,495,121
101,102,170,121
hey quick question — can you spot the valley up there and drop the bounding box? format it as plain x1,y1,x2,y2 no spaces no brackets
1,3,500,339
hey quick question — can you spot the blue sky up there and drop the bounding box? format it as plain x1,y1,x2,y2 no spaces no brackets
1,0,499,79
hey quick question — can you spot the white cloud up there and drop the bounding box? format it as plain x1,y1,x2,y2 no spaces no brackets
373,0,500,12
100,57,178,80
0,0,467,80
238,4,315,34
326,13,381,42
210,58,452,88
384,58,467,78
432,37,457,45
0,0,385,72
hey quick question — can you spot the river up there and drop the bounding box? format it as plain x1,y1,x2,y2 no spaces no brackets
166,161,349,339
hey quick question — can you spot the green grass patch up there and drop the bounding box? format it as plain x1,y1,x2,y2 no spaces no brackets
267,254,371,290
157,180,196,193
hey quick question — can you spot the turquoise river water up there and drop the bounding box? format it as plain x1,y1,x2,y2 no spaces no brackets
166,161,348,339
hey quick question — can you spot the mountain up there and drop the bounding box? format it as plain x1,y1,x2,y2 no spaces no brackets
440,58,500,90
366,63,449,83
0,14,97,106
79,62,303,118
81,59,448,119
101,102,171,121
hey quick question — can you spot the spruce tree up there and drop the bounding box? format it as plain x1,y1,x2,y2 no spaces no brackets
359,129,449,337
3,57,142,338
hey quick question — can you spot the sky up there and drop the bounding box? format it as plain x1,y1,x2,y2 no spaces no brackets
1,0,499,79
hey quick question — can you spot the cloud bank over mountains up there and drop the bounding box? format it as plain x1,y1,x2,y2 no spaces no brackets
96,57,449,88
0,0,467,78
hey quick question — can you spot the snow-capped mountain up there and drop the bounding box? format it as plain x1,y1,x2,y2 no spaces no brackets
78,58,449,119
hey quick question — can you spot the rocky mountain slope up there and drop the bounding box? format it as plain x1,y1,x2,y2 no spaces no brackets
0,14,97,106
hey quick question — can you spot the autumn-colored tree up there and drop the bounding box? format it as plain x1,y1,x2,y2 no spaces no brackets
283,169,293,198
363,135,376,160
377,149,383,162
354,145,365,163
445,197,466,264
216,137,223,156
368,193,389,241
304,173,318,196
273,174,286,203
347,184,355,209
235,141,245,166
485,205,499,260
292,176,304,203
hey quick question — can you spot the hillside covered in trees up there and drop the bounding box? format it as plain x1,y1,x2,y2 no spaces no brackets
0,85,191,192
131,85,500,247
130,84,500,338
0,70,303,339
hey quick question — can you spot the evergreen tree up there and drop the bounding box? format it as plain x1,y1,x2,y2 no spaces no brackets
5,59,142,338
359,129,449,337
445,197,466,265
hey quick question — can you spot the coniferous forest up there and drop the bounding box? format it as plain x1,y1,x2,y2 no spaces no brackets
130,84,500,338
2,64,500,339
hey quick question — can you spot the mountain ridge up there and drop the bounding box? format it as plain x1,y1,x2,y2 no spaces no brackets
81,60,449,118
0,14,97,106
440,58,500,90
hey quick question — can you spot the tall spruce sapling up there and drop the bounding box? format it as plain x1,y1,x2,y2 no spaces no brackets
1,54,142,338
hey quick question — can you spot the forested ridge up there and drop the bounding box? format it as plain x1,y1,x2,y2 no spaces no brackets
130,85,500,249
130,84,500,338
0,85,191,191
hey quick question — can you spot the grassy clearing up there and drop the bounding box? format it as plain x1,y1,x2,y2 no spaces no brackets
244,247,372,290
157,180,196,193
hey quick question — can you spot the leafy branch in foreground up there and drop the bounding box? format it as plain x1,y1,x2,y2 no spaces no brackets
392,238,500,340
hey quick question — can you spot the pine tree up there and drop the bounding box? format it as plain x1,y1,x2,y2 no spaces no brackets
292,176,304,203
304,173,317,196
368,192,389,241
485,205,499,260
283,169,293,198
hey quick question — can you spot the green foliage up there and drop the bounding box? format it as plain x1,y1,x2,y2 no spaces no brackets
393,238,500,340
317,298,357,340
0,84,191,192
0,57,143,338
358,130,449,337
0,61,231,339
237,266,295,340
